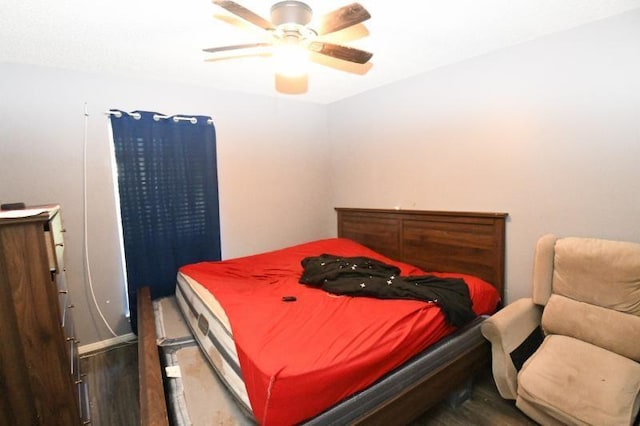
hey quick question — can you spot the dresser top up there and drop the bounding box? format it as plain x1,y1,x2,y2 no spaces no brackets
0,204,60,225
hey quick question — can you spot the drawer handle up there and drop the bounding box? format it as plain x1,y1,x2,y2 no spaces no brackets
75,379,83,385
56,243,64,247
66,337,76,342
67,304,74,309
59,290,68,294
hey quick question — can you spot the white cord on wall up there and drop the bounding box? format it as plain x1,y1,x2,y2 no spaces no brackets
83,102,118,338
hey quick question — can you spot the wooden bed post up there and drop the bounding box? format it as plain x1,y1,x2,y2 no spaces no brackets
137,286,169,426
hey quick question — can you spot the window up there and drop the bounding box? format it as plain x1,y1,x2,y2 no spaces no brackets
109,110,221,331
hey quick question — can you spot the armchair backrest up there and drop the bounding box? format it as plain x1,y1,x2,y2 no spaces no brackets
532,234,640,361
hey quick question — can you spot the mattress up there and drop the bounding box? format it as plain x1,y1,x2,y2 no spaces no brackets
175,272,252,411
173,238,500,425
155,295,490,426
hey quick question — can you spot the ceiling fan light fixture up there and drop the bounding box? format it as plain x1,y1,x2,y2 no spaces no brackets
275,72,308,94
273,43,309,77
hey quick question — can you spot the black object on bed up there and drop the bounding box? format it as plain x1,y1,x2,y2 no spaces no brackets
300,254,476,326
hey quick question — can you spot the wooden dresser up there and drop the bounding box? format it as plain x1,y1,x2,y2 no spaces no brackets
0,205,89,425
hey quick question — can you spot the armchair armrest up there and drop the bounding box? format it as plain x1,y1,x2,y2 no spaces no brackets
481,298,543,399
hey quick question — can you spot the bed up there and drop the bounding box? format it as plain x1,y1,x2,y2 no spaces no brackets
138,208,508,425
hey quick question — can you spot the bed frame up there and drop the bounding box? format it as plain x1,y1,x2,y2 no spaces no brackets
138,208,508,425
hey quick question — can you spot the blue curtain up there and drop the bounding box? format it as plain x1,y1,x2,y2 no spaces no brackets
109,110,221,332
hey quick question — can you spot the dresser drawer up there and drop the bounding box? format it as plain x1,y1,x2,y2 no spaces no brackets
44,210,66,274
57,273,70,323
55,266,69,292
62,292,75,326
78,380,91,424
63,302,76,340
63,304,81,372
68,335,81,378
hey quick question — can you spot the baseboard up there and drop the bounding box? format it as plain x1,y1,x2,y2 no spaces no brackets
78,332,137,356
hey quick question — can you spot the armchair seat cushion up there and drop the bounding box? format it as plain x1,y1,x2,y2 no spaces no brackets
517,334,640,426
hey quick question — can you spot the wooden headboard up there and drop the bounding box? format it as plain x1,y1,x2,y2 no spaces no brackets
336,208,508,298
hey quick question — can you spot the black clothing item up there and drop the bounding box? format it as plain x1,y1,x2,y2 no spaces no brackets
299,254,476,327
300,255,401,284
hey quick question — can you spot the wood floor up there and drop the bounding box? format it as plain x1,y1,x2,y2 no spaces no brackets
80,341,140,426
81,341,537,426
412,374,537,426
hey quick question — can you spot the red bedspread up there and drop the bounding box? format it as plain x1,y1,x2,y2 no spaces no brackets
180,238,500,425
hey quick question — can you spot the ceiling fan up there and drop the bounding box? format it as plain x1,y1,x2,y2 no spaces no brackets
203,0,373,94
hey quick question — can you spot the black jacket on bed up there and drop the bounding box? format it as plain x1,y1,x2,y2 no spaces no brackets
299,254,476,327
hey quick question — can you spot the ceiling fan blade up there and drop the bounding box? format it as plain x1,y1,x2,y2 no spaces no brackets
205,52,272,62
212,0,275,31
214,13,268,35
314,3,371,36
307,41,372,64
309,52,372,75
203,42,272,54
317,23,369,44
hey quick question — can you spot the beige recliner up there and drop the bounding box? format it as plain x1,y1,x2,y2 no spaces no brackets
481,234,640,425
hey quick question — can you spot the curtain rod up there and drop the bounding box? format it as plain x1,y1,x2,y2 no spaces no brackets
105,110,213,125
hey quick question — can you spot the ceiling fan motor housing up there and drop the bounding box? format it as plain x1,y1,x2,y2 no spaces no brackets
271,1,312,26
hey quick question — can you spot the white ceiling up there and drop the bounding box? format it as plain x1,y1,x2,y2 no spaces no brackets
2,0,640,104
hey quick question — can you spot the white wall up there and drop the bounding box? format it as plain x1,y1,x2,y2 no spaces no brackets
328,9,640,303
0,64,333,344
2,8,639,345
